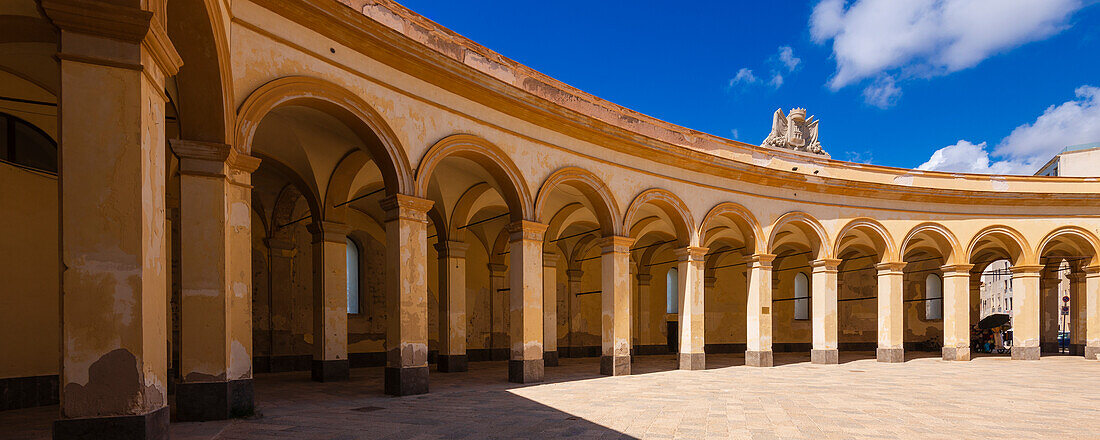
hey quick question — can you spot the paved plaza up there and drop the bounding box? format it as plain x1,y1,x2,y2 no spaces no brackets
4,353,1097,439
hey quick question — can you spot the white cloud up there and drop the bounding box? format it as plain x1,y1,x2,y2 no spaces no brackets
917,86,1100,174
777,46,801,71
811,0,1084,90
862,75,901,108
769,73,784,89
729,68,758,86
730,129,740,139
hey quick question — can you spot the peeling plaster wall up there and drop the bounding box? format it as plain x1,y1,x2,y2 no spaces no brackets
0,163,58,379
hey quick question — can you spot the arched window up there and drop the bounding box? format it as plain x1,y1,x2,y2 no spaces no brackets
793,272,810,320
666,268,678,314
346,237,360,314
926,273,943,320
0,112,57,173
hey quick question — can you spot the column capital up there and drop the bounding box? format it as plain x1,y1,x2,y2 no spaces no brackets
747,253,776,268
488,263,508,275
875,261,907,273
597,235,635,254
171,139,261,183
264,238,295,250
1067,271,1087,282
566,269,584,282
307,221,351,244
507,220,548,243
380,194,433,223
1085,265,1100,275
543,252,561,267
43,0,182,75
434,240,469,258
636,273,652,285
940,264,975,276
674,246,708,262
1009,265,1044,276
811,258,842,271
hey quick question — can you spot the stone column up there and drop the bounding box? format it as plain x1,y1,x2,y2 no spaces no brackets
1086,266,1100,360
811,259,841,364
675,246,708,370
542,252,560,366
1068,271,1086,356
1039,267,1061,354
746,254,776,367
306,221,351,382
488,263,508,360
1010,265,1043,360
507,221,547,383
636,273,652,350
435,240,468,372
172,140,260,420
599,236,634,376
875,262,906,363
45,1,182,437
381,195,433,395
566,269,584,357
941,265,974,361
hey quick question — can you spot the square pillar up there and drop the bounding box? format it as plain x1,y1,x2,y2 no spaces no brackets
488,263,509,361
381,195,433,395
941,265,974,361
172,140,260,420
1086,266,1100,360
566,269,584,357
876,262,906,363
636,273,652,350
811,259,841,364
435,240,468,372
675,246,707,370
45,1,182,437
1010,265,1043,360
542,252,560,366
598,236,634,376
507,221,548,383
746,254,775,367
307,221,351,382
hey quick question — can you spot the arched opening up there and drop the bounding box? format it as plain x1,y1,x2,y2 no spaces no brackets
767,213,829,364
698,202,761,369
832,220,895,362
1036,227,1099,358
898,224,957,360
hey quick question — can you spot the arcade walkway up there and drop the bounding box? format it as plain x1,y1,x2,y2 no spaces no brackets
3,354,1096,439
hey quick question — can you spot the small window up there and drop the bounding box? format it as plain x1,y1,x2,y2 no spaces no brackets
346,237,360,314
666,268,678,314
0,112,57,173
793,272,809,320
926,274,943,320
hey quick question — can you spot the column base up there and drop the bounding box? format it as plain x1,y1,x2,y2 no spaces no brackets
53,405,169,440
437,355,468,373
175,379,254,421
1086,345,1100,360
508,359,544,384
679,352,705,370
600,355,630,376
311,359,349,382
811,349,838,364
876,347,904,363
942,346,970,361
745,350,773,367
543,350,559,367
384,366,429,396
1011,346,1040,360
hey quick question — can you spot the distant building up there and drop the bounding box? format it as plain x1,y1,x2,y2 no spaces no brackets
1035,142,1100,176
980,260,1014,319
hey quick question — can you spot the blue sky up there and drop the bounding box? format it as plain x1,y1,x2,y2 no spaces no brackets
397,0,1100,174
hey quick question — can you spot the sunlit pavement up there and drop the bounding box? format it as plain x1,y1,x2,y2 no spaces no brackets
4,352,1098,439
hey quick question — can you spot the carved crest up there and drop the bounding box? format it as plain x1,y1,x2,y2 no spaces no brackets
762,108,826,156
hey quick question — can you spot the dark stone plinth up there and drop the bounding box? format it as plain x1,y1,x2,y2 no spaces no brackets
54,405,169,440
175,379,254,421
811,349,838,364
311,359,349,382
543,350,559,367
876,348,904,363
437,355,468,373
1085,345,1100,360
679,352,705,370
1011,346,1040,360
600,355,630,376
508,359,544,384
384,366,429,396
942,346,970,361
745,350,773,367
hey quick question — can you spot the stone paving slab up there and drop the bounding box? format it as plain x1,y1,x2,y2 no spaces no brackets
2,353,1098,439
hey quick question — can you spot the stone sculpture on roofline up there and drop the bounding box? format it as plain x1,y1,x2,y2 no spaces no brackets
762,107,828,157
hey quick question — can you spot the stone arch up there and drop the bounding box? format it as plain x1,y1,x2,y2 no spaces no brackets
257,153,323,237
900,222,963,265
323,149,380,223
699,202,764,255
544,202,586,246
415,134,533,222
834,218,899,263
1037,226,1100,267
767,211,831,260
535,167,621,236
447,182,496,241
234,76,414,195
168,0,232,144
966,225,1034,266
623,189,696,247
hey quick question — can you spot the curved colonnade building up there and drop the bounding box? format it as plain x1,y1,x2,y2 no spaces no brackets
0,0,1098,438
